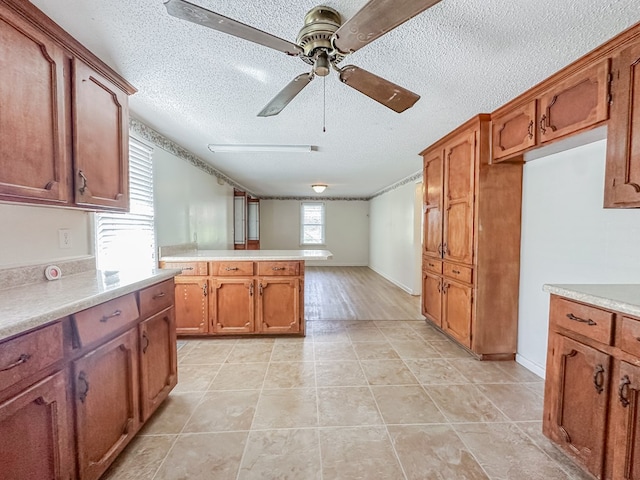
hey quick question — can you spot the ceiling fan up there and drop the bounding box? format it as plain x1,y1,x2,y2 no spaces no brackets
164,0,442,116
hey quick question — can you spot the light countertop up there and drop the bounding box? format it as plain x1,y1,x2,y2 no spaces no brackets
0,268,179,342
543,284,640,318
160,249,333,262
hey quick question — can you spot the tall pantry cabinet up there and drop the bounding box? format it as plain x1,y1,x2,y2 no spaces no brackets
420,114,524,359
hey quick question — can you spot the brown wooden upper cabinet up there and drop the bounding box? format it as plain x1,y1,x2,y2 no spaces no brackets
0,0,135,211
492,59,610,163
605,38,640,208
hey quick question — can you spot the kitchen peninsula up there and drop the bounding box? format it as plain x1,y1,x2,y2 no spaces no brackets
159,247,332,336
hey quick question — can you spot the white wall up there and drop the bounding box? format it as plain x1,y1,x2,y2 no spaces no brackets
369,180,423,295
517,139,640,377
260,200,369,266
0,203,90,267
152,145,234,249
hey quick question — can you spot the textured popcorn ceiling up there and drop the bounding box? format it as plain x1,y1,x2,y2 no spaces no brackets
31,0,640,197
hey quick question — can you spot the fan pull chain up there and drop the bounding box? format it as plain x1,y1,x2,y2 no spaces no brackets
323,75,326,133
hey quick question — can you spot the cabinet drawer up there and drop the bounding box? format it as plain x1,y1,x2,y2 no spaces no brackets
423,258,442,274
138,279,174,318
210,261,254,276
550,297,613,345
619,316,640,357
161,262,208,276
443,263,473,284
0,322,64,393
73,294,139,347
257,261,300,276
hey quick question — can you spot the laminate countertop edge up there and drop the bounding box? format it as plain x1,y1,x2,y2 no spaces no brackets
543,284,640,318
0,269,180,342
159,249,333,262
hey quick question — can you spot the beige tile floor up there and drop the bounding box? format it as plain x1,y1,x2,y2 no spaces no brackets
103,268,592,480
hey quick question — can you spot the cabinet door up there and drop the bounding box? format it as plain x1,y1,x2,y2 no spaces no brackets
605,41,640,208
258,278,301,334
72,58,129,211
547,335,609,479
139,308,177,422
442,280,472,348
423,149,444,259
443,130,475,265
0,370,73,480
174,277,209,335
491,100,537,162
538,59,609,144
612,361,640,480
211,278,255,334
422,270,442,328
0,8,69,204
74,328,140,480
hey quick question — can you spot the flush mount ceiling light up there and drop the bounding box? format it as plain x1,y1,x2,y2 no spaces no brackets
312,184,327,193
208,144,313,153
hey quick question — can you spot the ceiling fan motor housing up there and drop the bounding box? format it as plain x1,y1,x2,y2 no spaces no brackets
296,6,344,63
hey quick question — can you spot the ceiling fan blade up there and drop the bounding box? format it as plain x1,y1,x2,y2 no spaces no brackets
339,65,419,113
164,0,303,56
258,73,314,117
332,0,442,54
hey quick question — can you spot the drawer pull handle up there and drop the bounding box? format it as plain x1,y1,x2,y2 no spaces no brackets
249,283,254,297
77,371,90,403
619,375,631,407
100,310,122,322
452,269,461,274
566,313,597,326
272,267,286,271
225,267,239,271
152,292,166,299
0,353,31,372
539,115,547,135
78,170,88,195
142,332,150,354
203,284,208,297
593,364,605,394
182,267,194,271
259,283,264,295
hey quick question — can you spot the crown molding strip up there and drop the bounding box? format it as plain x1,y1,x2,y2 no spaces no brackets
368,170,423,200
129,118,257,197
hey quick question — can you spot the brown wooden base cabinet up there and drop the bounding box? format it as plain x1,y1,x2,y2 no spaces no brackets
543,294,640,479
161,260,305,336
0,277,177,480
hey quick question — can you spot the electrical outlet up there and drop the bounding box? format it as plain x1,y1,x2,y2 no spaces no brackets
58,229,72,249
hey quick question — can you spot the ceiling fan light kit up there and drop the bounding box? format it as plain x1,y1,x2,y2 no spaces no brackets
164,0,442,116
208,144,313,153
312,184,327,193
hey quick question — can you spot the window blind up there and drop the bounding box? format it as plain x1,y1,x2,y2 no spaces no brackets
95,137,156,270
300,202,325,245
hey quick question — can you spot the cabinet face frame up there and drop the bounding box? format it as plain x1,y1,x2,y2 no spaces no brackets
0,7,69,204
605,41,640,208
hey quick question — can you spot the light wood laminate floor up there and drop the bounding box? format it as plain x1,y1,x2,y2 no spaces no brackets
104,267,589,480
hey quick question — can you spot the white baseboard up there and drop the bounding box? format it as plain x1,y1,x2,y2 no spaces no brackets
305,262,369,267
368,266,419,295
516,354,546,379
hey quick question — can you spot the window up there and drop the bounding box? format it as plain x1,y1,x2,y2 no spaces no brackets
95,137,156,270
300,202,325,245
